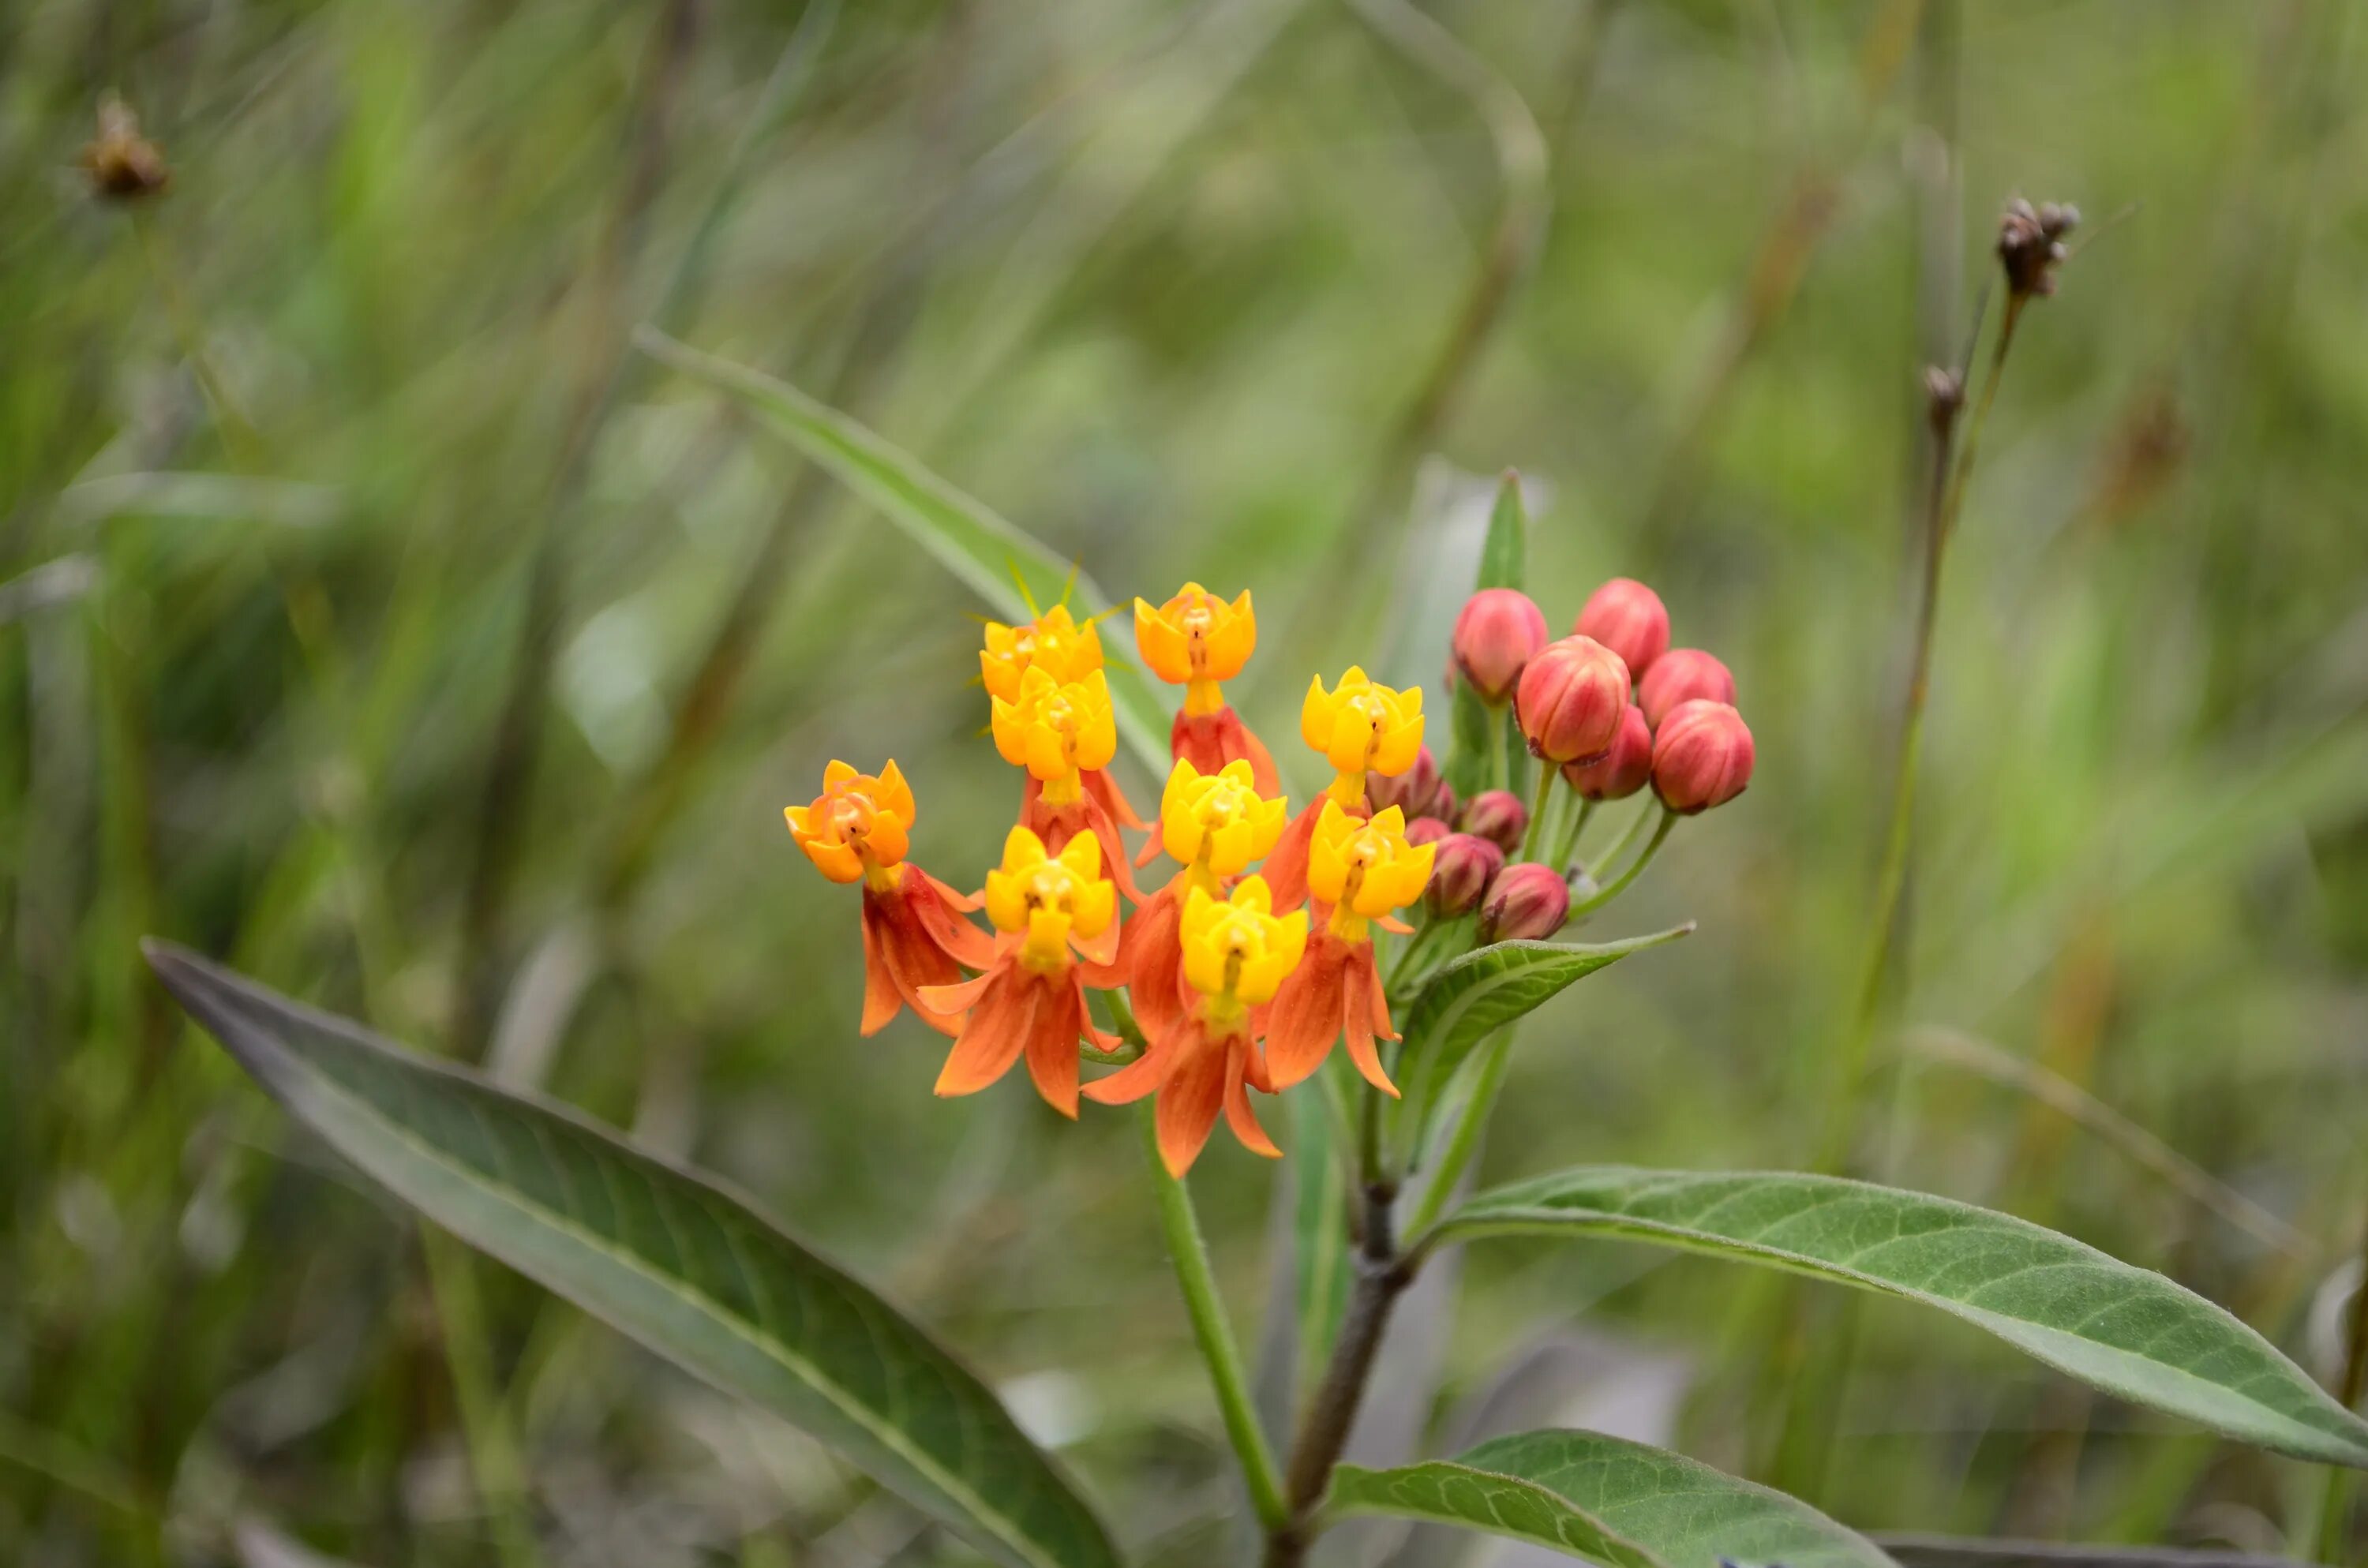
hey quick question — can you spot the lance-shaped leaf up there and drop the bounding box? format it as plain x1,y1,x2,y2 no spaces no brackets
1326,1428,1893,1568
1429,1167,2368,1469
1444,471,1529,796
144,943,1122,1568
635,327,1169,776
1395,931,1692,1161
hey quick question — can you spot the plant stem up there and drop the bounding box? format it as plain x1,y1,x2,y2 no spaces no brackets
422,1226,543,1568
1579,799,1650,877
1519,757,1559,862
1265,1160,1413,1568
1402,1031,1512,1237
1486,704,1512,794
1552,798,1596,873
1138,1106,1289,1532
1812,294,2021,1176
1568,807,1676,917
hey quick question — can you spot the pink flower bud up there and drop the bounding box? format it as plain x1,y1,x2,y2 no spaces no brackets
1426,832,1503,919
1452,588,1550,704
1403,814,1452,848
1515,636,1630,763
1562,704,1652,801
1651,699,1754,814
1431,782,1460,829
1369,744,1442,820
1478,862,1570,943
1573,578,1669,679
1638,648,1734,728
1460,788,1527,855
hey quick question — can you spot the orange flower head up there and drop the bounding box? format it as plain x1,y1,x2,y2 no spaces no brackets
1308,800,1434,940
1136,584,1256,716
1178,878,1306,1027
1159,758,1288,887
982,825,1118,972
1302,667,1425,805
981,604,1103,705
784,760,916,889
991,665,1118,804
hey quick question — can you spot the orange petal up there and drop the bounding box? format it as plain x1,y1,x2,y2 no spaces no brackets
1234,715,1280,799
1261,937,1346,1090
1085,767,1146,830
933,970,1031,1097
1155,1026,1228,1177
1377,912,1416,937
1073,912,1122,969
1341,946,1399,1097
1024,977,1083,1119
926,870,986,915
1082,1038,1171,1105
1260,803,1320,914
1223,1038,1280,1159
859,902,902,1037
917,969,999,1015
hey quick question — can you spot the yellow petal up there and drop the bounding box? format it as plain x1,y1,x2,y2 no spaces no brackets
1072,876,1116,940
1056,828,1103,879
1299,674,1335,752
984,866,1027,932
875,760,916,828
1371,715,1425,777
822,759,857,790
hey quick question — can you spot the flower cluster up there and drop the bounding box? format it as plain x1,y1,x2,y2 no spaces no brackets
785,564,1748,1177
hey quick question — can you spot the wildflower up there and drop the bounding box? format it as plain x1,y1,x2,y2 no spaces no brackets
1452,589,1549,703
991,664,1143,899
785,761,993,1038
1460,789,1527,855
1516,636,1629,764
1086,878,1306,1176
981,603,1104,704
1564,704,1653,801
81,95,169,201
1573,579,1669,679
1426,833,1503,919
1479,863,1571,942
1136,584,1279,794
1126,759,1290,1046
1638,649,1735,728
1261,802,1433,1094
1263,668,1425,911
921,828,1121,1117
1651,699,1755,814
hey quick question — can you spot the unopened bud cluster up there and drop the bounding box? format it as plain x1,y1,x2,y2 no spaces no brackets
1998,197,2078,299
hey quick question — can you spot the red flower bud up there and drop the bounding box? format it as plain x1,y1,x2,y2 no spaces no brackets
1460,789,1527,855
1638,648,1734,728
1452,589,1549,703
1426,832,1504,919
1651,699,1754,814
1573,578,1669,679
1515,636,1630,763
1430,782,1460,829
1369,744,1443,820
1478,862,1570,943
1404,814,1452,848
1562,704,1652,801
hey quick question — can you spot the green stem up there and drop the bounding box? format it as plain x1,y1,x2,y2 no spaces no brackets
1402,1031,1512,1237
1138,1106,1290,1530
1519,755,1559,862
1486,703,1511,793
422,1227,544,1568
1568,808,1676,917
1579,799,1651,877
1552,798,1595,872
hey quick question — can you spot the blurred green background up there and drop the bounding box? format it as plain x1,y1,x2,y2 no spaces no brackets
7,0,2368,1562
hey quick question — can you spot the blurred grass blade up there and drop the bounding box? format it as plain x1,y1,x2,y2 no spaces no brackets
1326,1428,1892,1568
635,327,1170,774
1396,930,1693,1161
1430,1167,2368,1469
144,942,1122,1568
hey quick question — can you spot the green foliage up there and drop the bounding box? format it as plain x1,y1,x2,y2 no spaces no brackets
145,944,1121,1568
1436,1166,2368,1469
1394,930,1692,1160
1328,1428,1895,1568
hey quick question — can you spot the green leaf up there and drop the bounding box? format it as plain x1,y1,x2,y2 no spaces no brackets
144,943,1122,1568
1433,1167,2368,1469
635,327,1171,777
1327,1428,1894,1568
1395,930,1694,1159
1478,470,1527,590
1446,679,1495,798
1290,1084,1351,1398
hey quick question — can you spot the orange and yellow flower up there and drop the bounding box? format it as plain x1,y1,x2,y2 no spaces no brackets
981,603,1104,705
921,827,1121,1117
1087,877,1307,1175
993,664,1144,899
1137,584,1277,793
1261,666,1425,910
1261,802,1433,1094
1127,758,1290,1046
785,762,993,1037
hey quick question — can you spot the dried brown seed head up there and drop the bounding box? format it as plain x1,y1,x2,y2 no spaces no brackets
1998,196,2077,298
81,94,170,201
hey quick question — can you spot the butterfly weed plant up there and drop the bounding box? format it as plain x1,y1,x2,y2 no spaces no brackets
144,198,2368,1568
